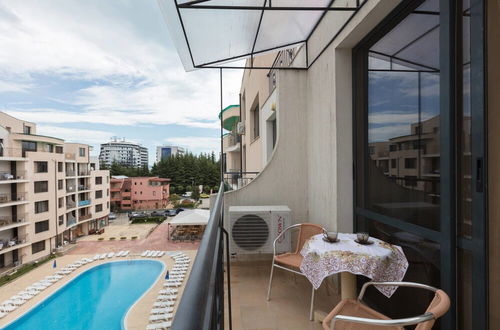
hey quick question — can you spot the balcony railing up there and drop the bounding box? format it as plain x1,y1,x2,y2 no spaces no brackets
78,185,90,191
0,192,27,204
172,182,229,330
78,199,91,207
78,169,90,176
0,148,24,158
66,185,76,193
79,213,92,221
0,170,27,181
0,234,28,250
0,213,28,227
66,170,76,177
66,216,77,227
223,171,259,191
66,200,76,208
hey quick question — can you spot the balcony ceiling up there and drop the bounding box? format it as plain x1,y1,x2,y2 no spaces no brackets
158,0,364,71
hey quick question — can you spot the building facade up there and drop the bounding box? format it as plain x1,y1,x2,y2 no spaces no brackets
99,138,148,168
0,112,110,272
110,176,170,211
155,145,185,163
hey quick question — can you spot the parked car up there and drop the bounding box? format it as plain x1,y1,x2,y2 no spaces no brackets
166,209,177,217
175,208,185,214
108,212,117,220
200,193,210,198
151,210,168,217
128,211,147,219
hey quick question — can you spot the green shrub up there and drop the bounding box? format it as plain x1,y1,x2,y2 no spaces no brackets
131,236,138,240
120,237,127,240
130,216,164,224
0,254,56,287
109,237,116,240
98,237,104,241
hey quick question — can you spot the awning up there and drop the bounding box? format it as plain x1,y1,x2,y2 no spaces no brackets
170,209,210,226
158,0,366,71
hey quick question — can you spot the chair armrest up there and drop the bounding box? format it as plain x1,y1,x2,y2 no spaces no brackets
331,312,434,329
358,281,439,301
272,224,300,256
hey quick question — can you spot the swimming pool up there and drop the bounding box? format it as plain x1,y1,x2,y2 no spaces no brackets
2,260,164,330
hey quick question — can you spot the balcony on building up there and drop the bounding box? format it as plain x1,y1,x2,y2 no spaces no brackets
79,213,92,221
66,197,76,209
0,170,28,184
66,213,77,227
78,199,91,207
0,213,29,230
0,192,28,207
0,147,26,160
0,230,29,255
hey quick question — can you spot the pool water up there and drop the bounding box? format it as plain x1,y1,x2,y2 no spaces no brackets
3,260,163,330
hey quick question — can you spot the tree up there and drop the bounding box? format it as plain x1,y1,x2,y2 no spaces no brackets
191,186,200,201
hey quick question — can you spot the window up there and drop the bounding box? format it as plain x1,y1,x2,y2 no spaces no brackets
107,202,110,209
107,189,109,196
79,147,86,157
58,215,64,226
35,161,48,173
22,141,36,155
34,181,48,193
35,220,49,233
58,162,63,172
31,240,46,254
95,204,103,212
95,190,103,199
23,125,31,134
390,159,397,169
58,197,64,208
389,144,398,152
35,201,49,214
55,146,63,154
251,103,260,140
58,179,63,190
404,158,417,169
95,177,102,185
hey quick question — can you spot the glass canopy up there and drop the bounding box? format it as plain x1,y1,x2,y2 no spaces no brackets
158,0,365,71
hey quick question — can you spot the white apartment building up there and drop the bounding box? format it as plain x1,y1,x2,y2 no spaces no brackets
0,112,110,272
155,145,185,163
99,138,148,168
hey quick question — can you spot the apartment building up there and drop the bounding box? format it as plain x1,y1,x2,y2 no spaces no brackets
99,138,148,168
0,112,110,272
110,176,170,211
155,145,185,163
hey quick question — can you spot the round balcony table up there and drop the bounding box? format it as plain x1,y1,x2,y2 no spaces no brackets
300,233,409,299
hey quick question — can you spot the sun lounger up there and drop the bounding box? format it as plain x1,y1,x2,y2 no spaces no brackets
154,300,177,307
163,282,181,288
156,294,177,301
141,250,150,257
19,294,32,300
150,251,158,257
158,251,165,257
99,254,106,260
11,299,25,306
151,307,174,314
123,250,130,257
146,321,172,330
149,312,174,321
0,305,16,312
93,254,100,260
153,301,175,308
107,252,115,258
0,311,6,318
159,288,178,293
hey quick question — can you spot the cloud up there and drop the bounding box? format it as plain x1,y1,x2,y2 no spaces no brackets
0,0,243,128
36,125,115,144
369,124,411,143
164,136,220,154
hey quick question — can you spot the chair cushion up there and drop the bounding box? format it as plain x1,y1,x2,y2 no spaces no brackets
274,253,303,269
322,299,403,330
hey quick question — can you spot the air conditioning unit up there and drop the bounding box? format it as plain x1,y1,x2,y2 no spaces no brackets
229,206,291,255
236,122,245,135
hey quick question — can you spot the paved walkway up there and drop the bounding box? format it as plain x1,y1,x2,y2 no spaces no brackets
68,221,200,255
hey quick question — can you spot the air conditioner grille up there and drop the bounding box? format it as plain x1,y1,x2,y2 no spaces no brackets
232,214,269,251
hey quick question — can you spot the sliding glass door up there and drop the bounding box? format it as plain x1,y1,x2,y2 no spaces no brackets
353,0,486,329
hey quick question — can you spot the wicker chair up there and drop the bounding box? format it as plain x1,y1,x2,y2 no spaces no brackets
322,281,450,330
267,223,326,320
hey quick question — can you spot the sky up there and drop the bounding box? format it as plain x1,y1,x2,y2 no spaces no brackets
0,0,243,164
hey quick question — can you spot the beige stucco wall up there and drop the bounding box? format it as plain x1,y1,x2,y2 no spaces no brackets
223,0,400,233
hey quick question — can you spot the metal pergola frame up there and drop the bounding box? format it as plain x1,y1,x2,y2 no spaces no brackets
171,0,368,70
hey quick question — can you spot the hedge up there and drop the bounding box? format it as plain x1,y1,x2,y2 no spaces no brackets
130,216,164,224
0,254,56,287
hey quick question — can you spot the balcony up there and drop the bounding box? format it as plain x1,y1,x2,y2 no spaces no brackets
0,170,27,183
0,148,26,159
65,153,76,161
66,200,76,209
78,169,90,176
66,185,76,193
110,186,121,192
0,213,29,230
78,185,91,191
0,234,29,255
0,192,28,206
224,171,259,191
66,216,77,227
78,199,91,207
122,191,131,197
66,170,76,177
79,213,92,221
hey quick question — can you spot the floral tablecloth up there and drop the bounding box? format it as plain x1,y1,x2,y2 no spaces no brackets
300,233,408,297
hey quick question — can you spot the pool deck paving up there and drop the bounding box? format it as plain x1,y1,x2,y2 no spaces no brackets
0,221,198,329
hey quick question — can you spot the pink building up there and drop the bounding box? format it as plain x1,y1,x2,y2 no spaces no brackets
110,176,170,211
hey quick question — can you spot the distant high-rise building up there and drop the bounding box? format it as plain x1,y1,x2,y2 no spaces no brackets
156,145,185,163
99,138,148,168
